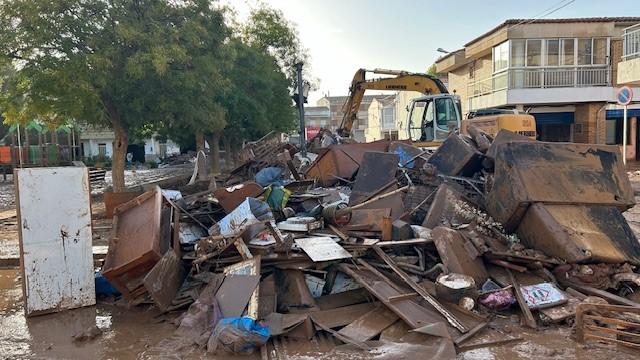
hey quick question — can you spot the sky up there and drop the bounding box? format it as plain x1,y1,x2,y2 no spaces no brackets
229,0,638,103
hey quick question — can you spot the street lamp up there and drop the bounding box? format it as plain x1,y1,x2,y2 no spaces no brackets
293,62,308,156
436,48,450,54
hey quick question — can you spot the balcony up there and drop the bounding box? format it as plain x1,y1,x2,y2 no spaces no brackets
618,24,640,85
467,66,612,110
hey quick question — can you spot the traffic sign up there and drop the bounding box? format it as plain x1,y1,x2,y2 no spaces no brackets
617,86,634,106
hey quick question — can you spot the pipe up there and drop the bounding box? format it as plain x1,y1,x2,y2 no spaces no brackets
595,103,608,144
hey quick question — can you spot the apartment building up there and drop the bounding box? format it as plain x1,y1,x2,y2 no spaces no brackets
364,91,424,142
436,17,640,158
316,95,389,142
618,23,640,85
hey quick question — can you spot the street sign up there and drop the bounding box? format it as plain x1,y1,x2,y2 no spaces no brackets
617,86,634,106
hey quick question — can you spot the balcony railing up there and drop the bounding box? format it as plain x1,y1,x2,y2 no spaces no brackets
623,23,640,61
467,66,611,97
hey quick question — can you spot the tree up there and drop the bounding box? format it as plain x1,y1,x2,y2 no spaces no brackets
241,4,310,89
219,40,296,161
0,0,228,191
427,63,438,76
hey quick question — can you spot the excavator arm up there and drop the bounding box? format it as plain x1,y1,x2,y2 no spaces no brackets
337,68,449,137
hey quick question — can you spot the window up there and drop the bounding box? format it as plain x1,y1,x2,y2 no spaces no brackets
578,39,592,65
593,38,607,64
526,40,542,66
382,107,395,129
468,62,475,79
98,143,106,157
492,41,509,72
511,39,526,67
435,97,458,131
561,39,574,65
546,39,559,66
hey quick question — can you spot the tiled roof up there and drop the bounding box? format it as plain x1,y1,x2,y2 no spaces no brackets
465,17,640,46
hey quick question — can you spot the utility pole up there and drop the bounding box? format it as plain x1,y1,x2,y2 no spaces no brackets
295,62,306,156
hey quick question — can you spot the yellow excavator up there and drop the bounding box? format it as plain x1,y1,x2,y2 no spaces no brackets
337,68,536,146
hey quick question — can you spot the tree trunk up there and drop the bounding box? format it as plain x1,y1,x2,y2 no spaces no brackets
110,115,128,193
195,131,205,152
206,131,221,175
223,138,231,170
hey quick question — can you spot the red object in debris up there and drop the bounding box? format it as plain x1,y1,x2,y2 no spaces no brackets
306,126,321,140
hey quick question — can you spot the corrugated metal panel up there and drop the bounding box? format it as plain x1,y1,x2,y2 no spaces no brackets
16,167,95,316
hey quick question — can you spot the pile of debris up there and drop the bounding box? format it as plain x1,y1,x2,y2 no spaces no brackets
99,129,640,356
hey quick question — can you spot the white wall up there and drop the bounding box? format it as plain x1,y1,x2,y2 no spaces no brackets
81,139,113,158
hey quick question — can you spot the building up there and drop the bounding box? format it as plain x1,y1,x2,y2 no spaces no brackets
436,17,640,157
364,91,424,142
316,95,390,142
618,23,640,85
79,125,180,162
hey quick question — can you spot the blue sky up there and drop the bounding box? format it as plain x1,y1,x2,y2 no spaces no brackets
232,0,638,102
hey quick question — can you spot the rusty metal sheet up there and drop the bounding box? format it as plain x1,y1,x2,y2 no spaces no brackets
423,184,473,229
337,306,399,341
15,167,95,316
355,184,405,221
432,226,488,285
102,187,165,299
485,129,534,160
215,274,260,318
516,204,640,264
427,133,483,177
104,191,144,218
349,151,399,205
349,208,391,231
486,141,635,231
224,257,261,319
305,141,391,186
142,250,187,311
213,181,264,213
305,302,377,328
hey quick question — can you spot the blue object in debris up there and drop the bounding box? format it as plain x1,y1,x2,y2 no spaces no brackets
255,167,284,187
95,272,120,296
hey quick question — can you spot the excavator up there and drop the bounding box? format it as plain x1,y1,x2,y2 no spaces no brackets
337,68,536,147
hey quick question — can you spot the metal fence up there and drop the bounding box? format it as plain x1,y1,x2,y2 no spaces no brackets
623,23,640,61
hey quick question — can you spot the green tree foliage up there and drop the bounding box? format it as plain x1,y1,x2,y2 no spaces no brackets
0,0,229,191
427,63,438,76
241,4,309,89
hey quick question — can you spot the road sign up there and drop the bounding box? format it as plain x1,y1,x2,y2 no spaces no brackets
617,86,634,106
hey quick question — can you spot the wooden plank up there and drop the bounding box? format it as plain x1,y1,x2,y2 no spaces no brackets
337,306,399,342
372,246,468,333
507,269,537,329
583,334,640,350
339,264,450,330
234,238,254,260
570,284,640,307
15,167,95,316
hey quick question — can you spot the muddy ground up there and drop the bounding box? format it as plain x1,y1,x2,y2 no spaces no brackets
1,171,640,359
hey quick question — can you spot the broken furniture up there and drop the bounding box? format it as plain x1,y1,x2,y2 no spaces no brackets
16,167,96,316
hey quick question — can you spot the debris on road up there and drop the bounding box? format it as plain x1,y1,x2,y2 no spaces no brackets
19,129,640,357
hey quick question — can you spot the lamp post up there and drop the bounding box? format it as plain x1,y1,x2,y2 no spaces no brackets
293,62,309,156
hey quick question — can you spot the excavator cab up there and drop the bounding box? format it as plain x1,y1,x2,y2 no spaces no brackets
407,94,462,143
